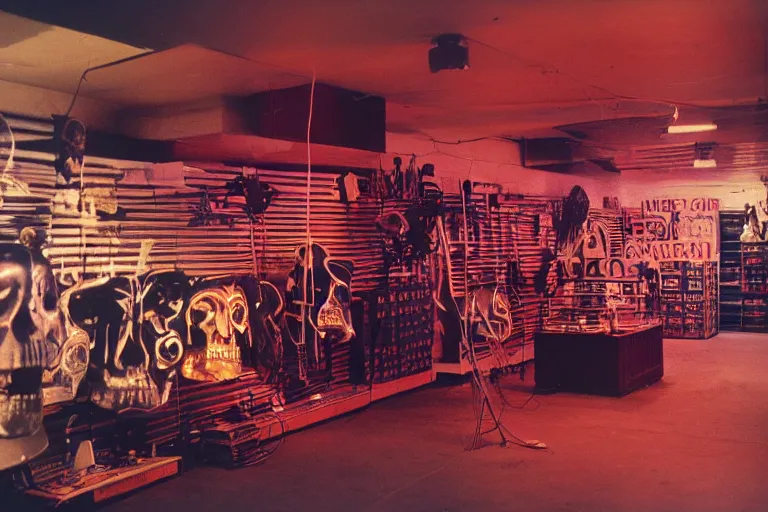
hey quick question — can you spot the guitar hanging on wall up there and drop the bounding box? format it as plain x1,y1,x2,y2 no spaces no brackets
285,242,355,384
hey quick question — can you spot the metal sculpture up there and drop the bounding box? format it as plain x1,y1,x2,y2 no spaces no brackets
0,243,60,469
62,271,189,410
285,242,354,382
182,279,252,382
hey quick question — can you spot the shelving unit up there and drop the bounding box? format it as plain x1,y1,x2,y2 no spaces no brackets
660,260,718,339
741,242,768,332
719,210,743,331
718,212,768,333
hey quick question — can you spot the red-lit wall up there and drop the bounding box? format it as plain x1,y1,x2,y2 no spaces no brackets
386,133,619,201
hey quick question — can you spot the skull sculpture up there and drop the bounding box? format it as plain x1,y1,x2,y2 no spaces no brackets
139,271,189,383
13,227,90,405
65,273,187,411
182,279,251,382
0,244,59,442
35,255,88,406
66,276,145,410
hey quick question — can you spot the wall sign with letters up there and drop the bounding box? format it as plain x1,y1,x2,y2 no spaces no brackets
624,197,720,262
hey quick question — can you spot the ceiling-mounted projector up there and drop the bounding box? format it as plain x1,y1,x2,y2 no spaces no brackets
429,34,469,73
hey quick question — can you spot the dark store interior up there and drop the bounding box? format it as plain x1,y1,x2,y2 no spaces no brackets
0,1,767,510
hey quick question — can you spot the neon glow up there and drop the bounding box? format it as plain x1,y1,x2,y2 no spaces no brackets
693,159,717,168
667,123,718,134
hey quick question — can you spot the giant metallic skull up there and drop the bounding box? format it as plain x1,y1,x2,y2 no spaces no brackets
67,276,146,410
182,279,251,382
0,244,58,440
33,248,89,406
65,273,186,411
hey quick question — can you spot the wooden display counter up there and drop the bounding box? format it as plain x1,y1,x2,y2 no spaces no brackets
534,324,663,396
25,456,181,507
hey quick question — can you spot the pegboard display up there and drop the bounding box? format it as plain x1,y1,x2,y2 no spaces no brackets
371,269,434,383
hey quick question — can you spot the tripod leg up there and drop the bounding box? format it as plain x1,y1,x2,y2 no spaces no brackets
469,367,510,449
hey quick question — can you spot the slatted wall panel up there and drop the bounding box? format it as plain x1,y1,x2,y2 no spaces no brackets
502,197,559,348
441,192,558,350
251,168,381,403
0,113,57,243
0,154,56,243
441,193,470,297
259,168,384,292
48,159,136,278
0,113,199,278
48,163,258,280
589,208,625,257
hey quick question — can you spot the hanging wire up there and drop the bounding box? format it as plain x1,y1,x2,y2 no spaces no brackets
436,208,543,451
465,36,706,111
299,70,317,374
65,51,156,117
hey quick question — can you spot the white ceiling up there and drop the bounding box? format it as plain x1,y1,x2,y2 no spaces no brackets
0,12,144,92
72,45,308,107
0,0,766,139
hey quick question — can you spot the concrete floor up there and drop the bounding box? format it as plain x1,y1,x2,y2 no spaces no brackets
21,333,768,511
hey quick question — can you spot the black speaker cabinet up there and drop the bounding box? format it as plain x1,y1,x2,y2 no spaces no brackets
242,83,386,153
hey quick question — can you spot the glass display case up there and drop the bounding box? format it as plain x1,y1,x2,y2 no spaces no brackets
543,276,660,335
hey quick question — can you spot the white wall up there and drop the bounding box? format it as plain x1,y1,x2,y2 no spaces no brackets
385,132,620,201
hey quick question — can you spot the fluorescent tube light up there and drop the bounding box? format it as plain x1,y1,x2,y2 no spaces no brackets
693,159,717,168
667,123,718,134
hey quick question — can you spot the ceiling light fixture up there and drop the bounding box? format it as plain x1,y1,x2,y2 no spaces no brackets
429,34,469,73
667,123,718,134
693,159,717,168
